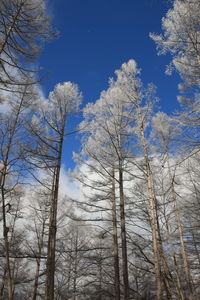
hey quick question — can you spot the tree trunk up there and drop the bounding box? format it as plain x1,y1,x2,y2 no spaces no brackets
72,235,78,300
164,213,185,300
119,162,129,300
0,92,26,300
167,157,194,300
32,222,45,300
1,175,13,300
45,129,64,300
140,125,162,300
146,163,162,300
111,168,121,300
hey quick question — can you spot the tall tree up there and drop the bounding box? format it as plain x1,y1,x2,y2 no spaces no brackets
27,82,82,300
151,112,195,299
114,61,165,299
0,85,36,300
75,59,163,299
77,83,134,299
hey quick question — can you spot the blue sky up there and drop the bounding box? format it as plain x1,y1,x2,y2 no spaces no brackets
39,0,181,168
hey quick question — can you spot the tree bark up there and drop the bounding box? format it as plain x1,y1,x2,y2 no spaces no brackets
111,168,121,300
119,162,129,300
32,221,46,300
45,127,64,300
1,177,13,300
140,125,162,300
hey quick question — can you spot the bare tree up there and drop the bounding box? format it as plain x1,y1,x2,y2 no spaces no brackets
26,82,82,300
151,112,194,299
75,83,134,299
0,85,37,300
75,60,162,299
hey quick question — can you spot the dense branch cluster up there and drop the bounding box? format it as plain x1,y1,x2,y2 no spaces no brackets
0,0,53,92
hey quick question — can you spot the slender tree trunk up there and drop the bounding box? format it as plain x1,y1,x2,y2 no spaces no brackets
0,91,26,300
32,222,45,300
157,218,174,299
32,260,41,300
167,157,194,300
45,128,64,300
72,237,78,300
0,184,12,300
146,164,162,300
140,125,162,300
163,200,185,300
67,252,73,295
119,162,129,300
1,172,13,300
111,168,121,300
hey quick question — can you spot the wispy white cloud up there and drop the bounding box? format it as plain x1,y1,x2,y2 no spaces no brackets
59,165,83,201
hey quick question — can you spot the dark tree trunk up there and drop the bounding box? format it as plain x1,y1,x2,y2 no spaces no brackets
119,163,129,300
111,168,121,300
